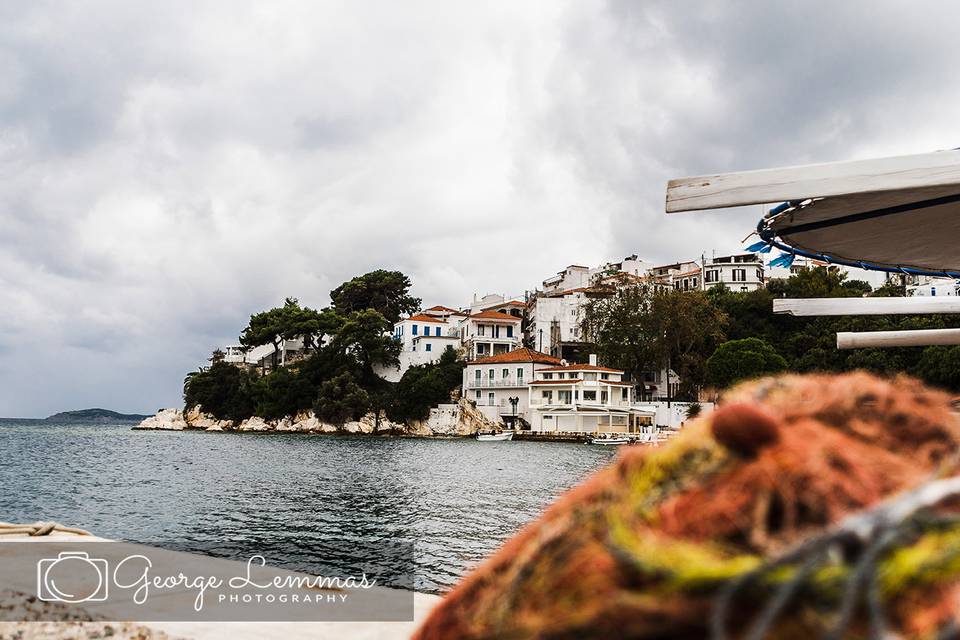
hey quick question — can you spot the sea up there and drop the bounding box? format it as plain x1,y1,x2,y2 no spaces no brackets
0,418,616,593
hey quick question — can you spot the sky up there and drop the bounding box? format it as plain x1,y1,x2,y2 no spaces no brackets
2,0,960,416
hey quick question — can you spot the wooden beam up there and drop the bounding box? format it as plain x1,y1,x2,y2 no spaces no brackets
837,328,960,349
774,297,960,316
666,149,960,213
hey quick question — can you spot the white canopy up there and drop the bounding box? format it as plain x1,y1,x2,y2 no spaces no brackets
667,149,960,275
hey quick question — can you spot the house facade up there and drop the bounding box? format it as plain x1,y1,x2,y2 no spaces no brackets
463,348,562,426
376,312,462,382
648,260,701,291
459,309,523,361
527,355,655,434
702,253,765,292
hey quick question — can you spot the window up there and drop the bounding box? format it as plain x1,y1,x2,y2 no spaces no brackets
557,372,565,379
583,390,597,401
705,270,718,283
543,373,553,380
601,391,608,403
435,326,441,336
542,390,553,402
601,373,609,380
507,326,513,338
502,368,509,379
478,325,485,336
477,344,486,355
412,324,418,335
584,373,597,381
475,370,481,382
475,390,481,400
425,343,432,352
693,277,699,288
488,369,495,380
621,387,628,401
517,368,523,380
488,392,495,405
732,268,747,282
558,390,571,404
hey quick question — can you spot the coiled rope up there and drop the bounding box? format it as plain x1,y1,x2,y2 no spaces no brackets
0,521,92,537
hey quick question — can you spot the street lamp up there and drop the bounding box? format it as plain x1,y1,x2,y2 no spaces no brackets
509,396,520,428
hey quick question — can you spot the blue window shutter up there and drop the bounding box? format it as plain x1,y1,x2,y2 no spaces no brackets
436,326,441,336
412,324,418,335
507,326,513,337
426,343,432,352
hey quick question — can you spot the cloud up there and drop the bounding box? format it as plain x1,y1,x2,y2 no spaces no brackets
0,0,956,415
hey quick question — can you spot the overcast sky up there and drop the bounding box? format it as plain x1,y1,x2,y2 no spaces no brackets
2,1,959,416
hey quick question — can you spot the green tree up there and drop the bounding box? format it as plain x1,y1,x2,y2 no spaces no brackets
282,302,341,351
314,372,371,425
581,284,727,400
239,298,295,369
767,266,871,299
330,309,401,382
251,366,316,420
913,345,960,391
706,337,788,388
330,270,421,325
183,361,257,421
386,346,464,424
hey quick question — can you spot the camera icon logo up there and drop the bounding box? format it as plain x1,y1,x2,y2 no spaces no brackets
37,551,110,603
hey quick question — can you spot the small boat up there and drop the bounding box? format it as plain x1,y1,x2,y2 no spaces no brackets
588,436,630,446
476,431,514,442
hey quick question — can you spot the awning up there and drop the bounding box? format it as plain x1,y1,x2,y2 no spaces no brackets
666,149,960,277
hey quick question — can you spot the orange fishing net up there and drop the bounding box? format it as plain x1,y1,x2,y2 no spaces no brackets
414,372,960,639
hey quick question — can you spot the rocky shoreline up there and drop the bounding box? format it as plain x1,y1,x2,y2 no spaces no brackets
134,398,497,438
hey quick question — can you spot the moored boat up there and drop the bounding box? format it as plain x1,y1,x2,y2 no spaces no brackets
588,436,629,445
476,431,514,441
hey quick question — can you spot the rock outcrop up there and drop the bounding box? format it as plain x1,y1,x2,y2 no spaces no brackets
134,408,188,431
134,397,497,437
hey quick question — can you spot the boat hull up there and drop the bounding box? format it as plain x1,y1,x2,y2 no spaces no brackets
476,432,514,442
588,437,629,446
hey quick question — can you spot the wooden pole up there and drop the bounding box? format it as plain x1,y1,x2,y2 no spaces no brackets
774,297,960,316
837,328,960,350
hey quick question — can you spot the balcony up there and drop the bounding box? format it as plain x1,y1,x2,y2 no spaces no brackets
469,378,528,389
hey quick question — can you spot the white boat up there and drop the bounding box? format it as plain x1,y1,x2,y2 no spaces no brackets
476,431,514,442
588,436,630,446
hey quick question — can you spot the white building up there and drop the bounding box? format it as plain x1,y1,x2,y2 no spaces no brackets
467,294,525,316
702,253,765,292
905,275,959,297
377,311,463,382
648,261,702,291
459,309,523,361
528,289,593,359
540,255,653,295
529,255,653,359
462,347,562,426
223,338,305,370
527,355,655,434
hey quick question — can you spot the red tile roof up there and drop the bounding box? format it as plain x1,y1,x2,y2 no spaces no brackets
470,348,561,366
538,363,624,373
469,309,522,321
425,305,465,314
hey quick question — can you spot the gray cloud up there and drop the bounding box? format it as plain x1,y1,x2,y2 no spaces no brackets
0,0,955,416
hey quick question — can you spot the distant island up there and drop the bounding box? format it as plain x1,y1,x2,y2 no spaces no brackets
45,408,152,423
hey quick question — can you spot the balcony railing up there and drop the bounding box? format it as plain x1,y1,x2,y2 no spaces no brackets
469,378,527,388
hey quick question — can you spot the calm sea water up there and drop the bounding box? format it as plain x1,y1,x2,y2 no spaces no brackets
0,419,615,593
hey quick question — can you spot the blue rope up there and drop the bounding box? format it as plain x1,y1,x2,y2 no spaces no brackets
751,204,960,280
